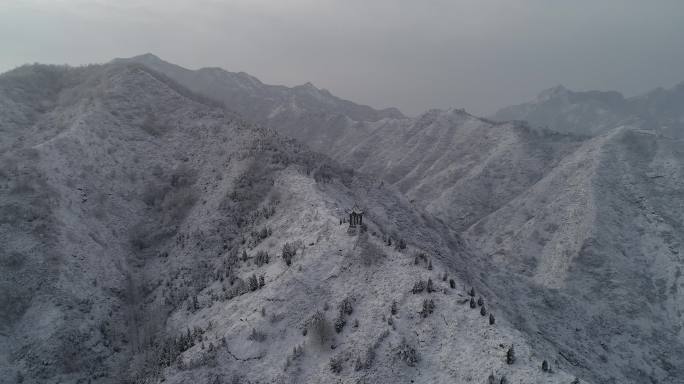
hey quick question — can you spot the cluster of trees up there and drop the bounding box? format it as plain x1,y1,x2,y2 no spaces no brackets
334,297,354,333
282,242,297,266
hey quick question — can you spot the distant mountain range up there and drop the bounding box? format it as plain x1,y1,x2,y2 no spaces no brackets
492,83,684,138
1,55,683,384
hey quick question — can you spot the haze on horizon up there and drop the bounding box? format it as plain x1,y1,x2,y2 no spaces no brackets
1,0,683,116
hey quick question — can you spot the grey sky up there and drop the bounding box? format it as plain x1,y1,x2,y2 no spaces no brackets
1,0,683,115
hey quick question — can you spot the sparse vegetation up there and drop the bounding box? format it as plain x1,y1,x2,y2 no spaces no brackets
248,274,259,291
283,344,304,371
338,297,353,316
282,242,297,266
329,355,343,373
506,345,515,365
396,339,418,366
419,298,435,318
254,250,270,266
334,315,346,333
248,328,266,342
307,311,333,346
411,280,426,294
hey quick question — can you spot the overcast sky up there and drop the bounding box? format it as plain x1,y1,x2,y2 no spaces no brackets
1,0,683,115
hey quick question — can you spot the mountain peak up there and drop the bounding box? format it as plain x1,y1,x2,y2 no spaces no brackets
537,84,570,100
125,52,164,64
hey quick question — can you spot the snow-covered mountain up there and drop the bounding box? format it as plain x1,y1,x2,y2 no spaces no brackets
114,54,403,154
2,54,684,384
29,54,682,383
492,83,684,138
465,126,684,382
0,62,577,384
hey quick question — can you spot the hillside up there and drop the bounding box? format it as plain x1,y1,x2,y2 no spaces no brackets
465,126,684,383
329,108,585,231
112,55,684,384
114,54,404,154
0,63,577,384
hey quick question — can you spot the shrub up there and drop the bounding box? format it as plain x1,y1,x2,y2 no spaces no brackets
500,376,508,384
248,328,266,342
329,356,343,374
426,278,434,293
248,275,259,291
506,345,515,365
259,227,271,239
411,280,425,294
308,311,332,346
258,274,265,288
338,297,353,316
396,339,418,366
468,287,475,297
477,297,484,306
397,238,407,250
255,250,269,266
542,359,549,372
488,373,497,384
284,345,304,371
489,313,495,325
282,242,297,266
391,300,398,315
480,306,487,316
469,297,476,308
334,315,346,333
449,279,456,289
419,299,435,318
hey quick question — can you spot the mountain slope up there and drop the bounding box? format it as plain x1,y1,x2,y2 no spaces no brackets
329,108,585,231
0,63,573,384
113,55,587,232
465,126,684,383
114,54,404,154
105,55,684,383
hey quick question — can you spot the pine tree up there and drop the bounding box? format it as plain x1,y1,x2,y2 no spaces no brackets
506,345,515,365
542,359,549,372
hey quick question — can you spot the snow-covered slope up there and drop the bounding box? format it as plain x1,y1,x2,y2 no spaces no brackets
114,54,404,154
329,109,584,231
106,56,684,382
465,126,684,383
0,63,575,384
